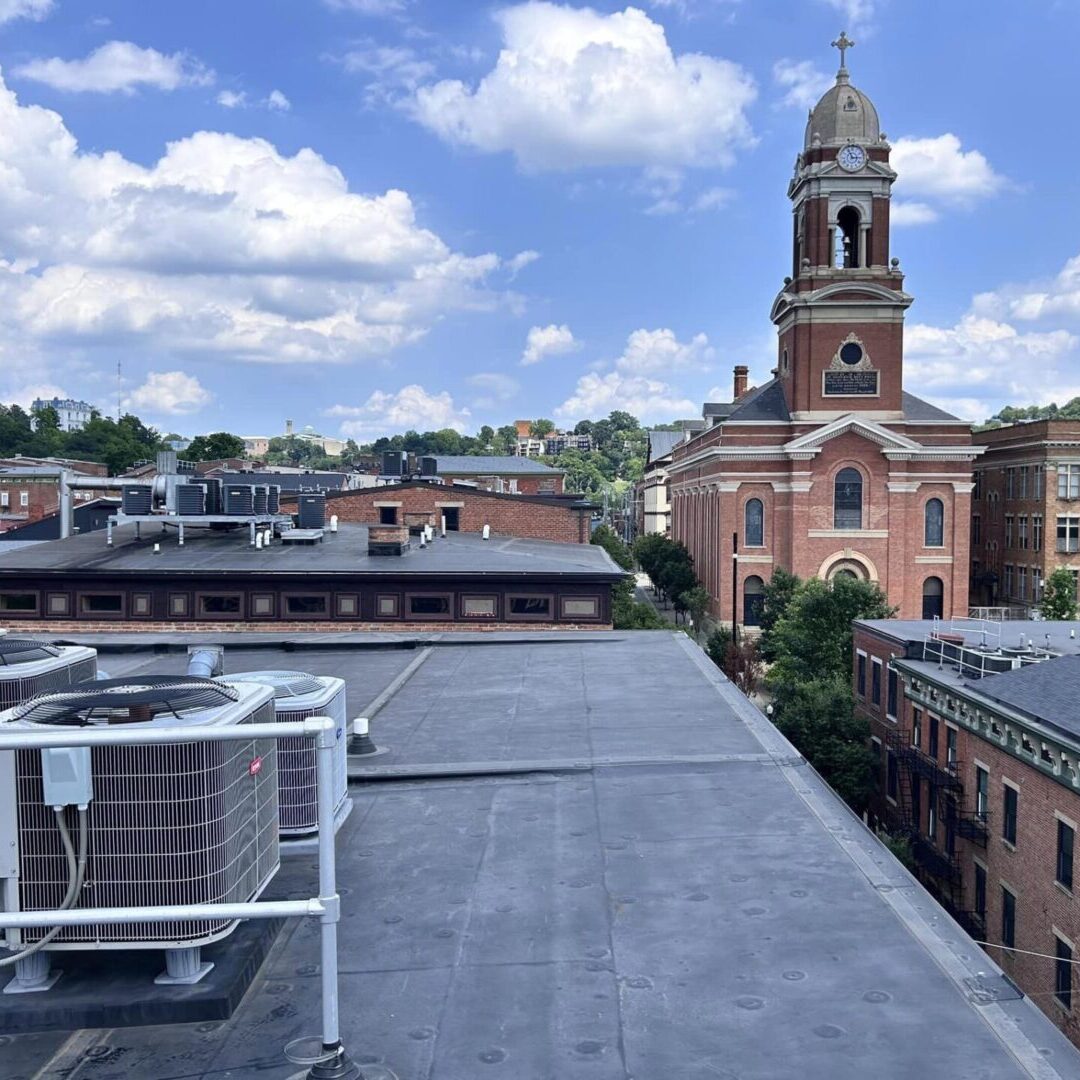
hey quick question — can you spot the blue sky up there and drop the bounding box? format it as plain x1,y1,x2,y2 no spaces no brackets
0,0,1078,440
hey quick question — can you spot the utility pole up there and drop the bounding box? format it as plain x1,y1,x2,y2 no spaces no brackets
731,531,739,645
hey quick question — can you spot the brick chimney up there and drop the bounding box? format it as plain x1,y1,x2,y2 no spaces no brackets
733,365,749,400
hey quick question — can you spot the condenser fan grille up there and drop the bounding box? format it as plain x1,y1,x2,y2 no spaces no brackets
0,638,62,666
13,676,241,726
231,670,324,699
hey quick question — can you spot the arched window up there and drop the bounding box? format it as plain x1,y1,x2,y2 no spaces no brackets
922,576,944,620
836,206,860,268
745,498,764,547
743,575,765,627
924,498,944,547
834,467,863,530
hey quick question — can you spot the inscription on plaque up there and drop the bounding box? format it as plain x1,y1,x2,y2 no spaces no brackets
824,370,879,396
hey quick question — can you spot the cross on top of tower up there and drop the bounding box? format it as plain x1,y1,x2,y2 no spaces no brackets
831,31,855,70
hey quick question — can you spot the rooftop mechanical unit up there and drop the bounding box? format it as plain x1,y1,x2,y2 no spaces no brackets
0,639,98,712
0,676,279,990
175,485,205,516
252,485,269,516
225,671,348,839
224,484,254,516
267,485,281,515
121,485,153,516
187,477,223,516
297,493,326,530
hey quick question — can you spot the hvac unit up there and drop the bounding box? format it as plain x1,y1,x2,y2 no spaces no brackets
267,485,281,515
226,671,349,838
175,485,205,516
420,456,438,478
382,450,407,477
188,477,223,515
252,485,269,516
0,640,98,712
297,494,326,529
121,485,153,516
0,676,280,989
224,484,254,515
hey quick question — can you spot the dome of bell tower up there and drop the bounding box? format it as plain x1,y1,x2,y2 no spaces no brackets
804,32,881,149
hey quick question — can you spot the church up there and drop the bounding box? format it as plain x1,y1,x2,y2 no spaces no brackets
669,35,980,626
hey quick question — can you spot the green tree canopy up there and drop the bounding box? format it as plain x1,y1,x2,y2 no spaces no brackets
529,418,555,439
1041,567,1079,620
758,567,801,662
186,432,248,462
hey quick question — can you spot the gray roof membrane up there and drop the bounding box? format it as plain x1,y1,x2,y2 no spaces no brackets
4,630,1078,1079
645,429,682,463
432,455,563,475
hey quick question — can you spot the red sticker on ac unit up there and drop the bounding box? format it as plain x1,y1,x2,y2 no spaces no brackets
248,756,263,776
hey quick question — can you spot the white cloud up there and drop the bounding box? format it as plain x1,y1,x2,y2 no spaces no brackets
343,43,435,100
772,59,831,110
327,385,471,437
820,0,875,31
691,186,731,212
522,323,579,365
615,327,712,374
506,249,540,278
468,371,519,409
125,371,212,415
974,255,1080,323
266,89,290,111
411,2,756,171
891,134,1004,202
218,88,291,111
0,70,503,371
891,201,938,227
14,41,213,94
324,0,407,13
217,89,247,108
555,371,696,423
0,0,51,25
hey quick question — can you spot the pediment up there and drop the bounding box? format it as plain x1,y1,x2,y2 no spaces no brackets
784,415,920,452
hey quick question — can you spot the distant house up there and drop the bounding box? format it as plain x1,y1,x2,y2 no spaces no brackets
431,456,565,496
31,397,94,432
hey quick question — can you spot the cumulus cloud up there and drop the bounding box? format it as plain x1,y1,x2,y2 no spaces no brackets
890,201,938,227
973,254,1080,323
506,249,540,278
556,371,697,423
266,89,290,111
772,59,831,110
0,0,52,25
0,69,502,379
217,87,291,111
411,2,756,171
892,134,1003,199
326,385,471,437
125,371,213,415
522,323,579,365
217,89,247,108
14,41,213,94
615,327,712,374
468,371,519,409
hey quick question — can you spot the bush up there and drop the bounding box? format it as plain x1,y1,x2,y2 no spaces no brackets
1041,567,1079,621
612,579,668,630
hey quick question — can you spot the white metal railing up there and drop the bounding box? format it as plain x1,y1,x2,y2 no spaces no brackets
0,715,361,1078
967,606,1030,622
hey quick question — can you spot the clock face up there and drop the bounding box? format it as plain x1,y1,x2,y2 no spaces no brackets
838,145,866,171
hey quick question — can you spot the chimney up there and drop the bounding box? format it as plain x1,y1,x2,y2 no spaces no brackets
733,365,749,400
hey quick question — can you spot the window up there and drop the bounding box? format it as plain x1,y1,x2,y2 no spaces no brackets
1017,566,1028,601
911,775,922,832
973,471,983,500
834,468,863,530
336,594,359,617
462,595,498,618
0,592,37,612
19,491,29,508
1004,515,1014,548
972,515,981,545
408,594,452,618
870,736,882,789
1058,819,1075,891
252,594,275,617
1035,465,1045,498
131,594,151,617
1005,468,1016,499
921,577,944,620
1059,464,1080,501
198,594,242,616
285,595,328,616
856,652,867,697
1033,515,1043,552
562,597,600,619
0,491,7,507
508,595,552,618
376,594,400,618
1003,564,1014,598
1003,785,1017,845
79,593,123,614
1057,516,1080,554
912,708,921,749
1019,466,1030,499
1001,888,1016,950
887,750,898,801
743,575,766,627
1018,515,1028,550
47,593,69,616
927,784,937,840
975,766,989,819
871,658,882,706
886,666,898,718
744,498,764,546
169,594,189,617
1056,937,1073,1011
379,506,398,525
928,716,939,760
924,498,944,547
974,862,987,923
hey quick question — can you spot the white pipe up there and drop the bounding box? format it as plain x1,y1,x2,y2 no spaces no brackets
0,717,330,750
0,899,320,930
330,514,338,533
316,716,342,1050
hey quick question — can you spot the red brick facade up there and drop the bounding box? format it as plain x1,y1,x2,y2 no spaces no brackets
285,482,591,544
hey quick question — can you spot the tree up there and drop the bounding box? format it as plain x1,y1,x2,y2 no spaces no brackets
758,567,801,662
478,425,495,447
186,432,247,462
722,640,764,697
590,524,634,571
529,418,555,439
495,425,519,454
681,585,711,639
1041,567,1079,620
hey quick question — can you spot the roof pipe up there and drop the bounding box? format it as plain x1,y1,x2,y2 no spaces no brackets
186,646,225,679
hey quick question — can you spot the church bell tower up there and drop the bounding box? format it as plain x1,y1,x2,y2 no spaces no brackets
771,32,912,421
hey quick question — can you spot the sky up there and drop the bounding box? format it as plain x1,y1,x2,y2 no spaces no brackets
0,0,1078,440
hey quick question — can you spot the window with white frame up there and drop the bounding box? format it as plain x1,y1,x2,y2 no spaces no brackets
1018,515,1028,549
1060,464,1080,501
1019,466,1029,498
1058,516,1080,554
1033,514,1043,552
1005,468,1016,499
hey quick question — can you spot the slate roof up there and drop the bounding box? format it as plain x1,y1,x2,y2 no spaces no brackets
967,653,1080,737
4,630,1075,1078
902,391,966,424
726,379,791,423
433,455,563,475
646,430,683,463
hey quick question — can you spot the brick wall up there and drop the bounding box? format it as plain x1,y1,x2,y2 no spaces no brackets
284,485,588,544
438,473,565,496
8,620,611,633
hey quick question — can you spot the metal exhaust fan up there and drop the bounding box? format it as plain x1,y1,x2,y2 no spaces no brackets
0,676,280,993
225,671,350,840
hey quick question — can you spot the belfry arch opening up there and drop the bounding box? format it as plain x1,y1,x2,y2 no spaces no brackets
835,206,861,268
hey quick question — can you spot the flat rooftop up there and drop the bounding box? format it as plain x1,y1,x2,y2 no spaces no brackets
5,630,1078,1079
0,521,623,579
858,618,1080,657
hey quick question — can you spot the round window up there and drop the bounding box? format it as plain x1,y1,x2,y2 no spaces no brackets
839,342,863,365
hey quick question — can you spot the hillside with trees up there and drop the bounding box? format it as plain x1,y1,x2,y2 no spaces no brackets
977,396,1080,430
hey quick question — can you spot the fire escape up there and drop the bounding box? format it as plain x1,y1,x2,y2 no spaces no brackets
886,731,988,928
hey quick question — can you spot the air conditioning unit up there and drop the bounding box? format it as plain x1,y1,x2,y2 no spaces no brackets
0,639,98,711
0,676,279,989
225,671,349,839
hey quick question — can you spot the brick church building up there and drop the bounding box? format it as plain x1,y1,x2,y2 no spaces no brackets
670,36,980,626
